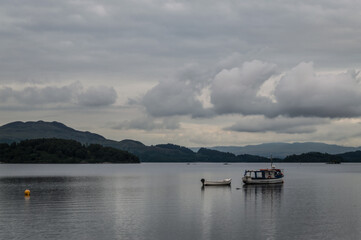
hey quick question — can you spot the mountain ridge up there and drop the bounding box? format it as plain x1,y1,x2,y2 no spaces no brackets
1,120,361,162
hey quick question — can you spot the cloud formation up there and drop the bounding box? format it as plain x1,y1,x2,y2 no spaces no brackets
113,116,180,131
225,116,330,134
78,86,117,107
142,60,361,121
2,0,361,85
142,80,212,118
0,83,117,108
210,60,277,116
2,0,361,146
274,63,361,118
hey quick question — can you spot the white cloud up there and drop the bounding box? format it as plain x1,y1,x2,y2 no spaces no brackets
210,60,277,116
141,59,361,120
274,62,361,118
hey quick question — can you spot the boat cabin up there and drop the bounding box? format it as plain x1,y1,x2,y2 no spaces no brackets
243,168,284,179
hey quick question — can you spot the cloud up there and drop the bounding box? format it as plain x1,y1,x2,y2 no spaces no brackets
140,59,361,120
0,83,117,108
87,4,108,17
18,85,76,105
209,61,361,119
0,84,78,106
77,86,117,107
2,1,361,147
3,0,361,85
113,116,180,130
142,80,212,118
274,62,361,118
225,116,330,134
210,60,277,115
0,87,14,101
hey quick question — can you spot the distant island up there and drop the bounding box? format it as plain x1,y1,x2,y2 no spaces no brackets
1,120,361,163
0,138,139,164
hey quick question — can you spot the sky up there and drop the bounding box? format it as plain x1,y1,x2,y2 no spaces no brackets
1,0,361,147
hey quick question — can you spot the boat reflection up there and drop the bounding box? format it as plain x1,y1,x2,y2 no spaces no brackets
243,183,283,193
243,184,283,202
243,184,284,238
201,184,231,191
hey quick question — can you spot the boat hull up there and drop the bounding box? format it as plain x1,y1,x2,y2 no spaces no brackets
201,178,231,186
242,177,283,184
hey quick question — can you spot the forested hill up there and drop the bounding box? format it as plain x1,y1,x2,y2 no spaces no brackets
283,152,343,163
2,121,361,163
0,138,139,163
0,121,107,144
0,121,202,162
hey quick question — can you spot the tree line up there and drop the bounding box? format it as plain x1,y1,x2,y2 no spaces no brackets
0,138,139,163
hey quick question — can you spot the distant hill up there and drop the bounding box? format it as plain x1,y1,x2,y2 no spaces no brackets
203,142,361,158
2,121,361,163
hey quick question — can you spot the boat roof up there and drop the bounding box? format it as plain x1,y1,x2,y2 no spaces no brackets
245,169,282,172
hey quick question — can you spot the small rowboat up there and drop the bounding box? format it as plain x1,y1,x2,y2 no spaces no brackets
201,178,232,186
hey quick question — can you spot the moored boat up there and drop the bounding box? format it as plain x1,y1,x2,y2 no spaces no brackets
242,165,284,184
201,178,232,186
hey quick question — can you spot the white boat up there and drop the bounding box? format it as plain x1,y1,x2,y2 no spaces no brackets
242,165,284,184
201,178,232,186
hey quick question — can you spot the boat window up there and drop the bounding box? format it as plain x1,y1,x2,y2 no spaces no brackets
255,171,263,178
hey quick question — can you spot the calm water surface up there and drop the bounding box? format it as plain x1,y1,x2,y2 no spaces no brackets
1,163,361,240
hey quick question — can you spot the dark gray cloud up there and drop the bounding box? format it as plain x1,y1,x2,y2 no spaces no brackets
225,117,330,134
1,0,361,84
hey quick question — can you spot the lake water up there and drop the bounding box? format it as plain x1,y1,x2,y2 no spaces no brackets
1,163,361,240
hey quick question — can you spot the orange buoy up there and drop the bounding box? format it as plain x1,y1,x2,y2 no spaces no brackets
24,189,30,196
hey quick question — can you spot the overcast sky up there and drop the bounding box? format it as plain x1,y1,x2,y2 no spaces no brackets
1,0,361,147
